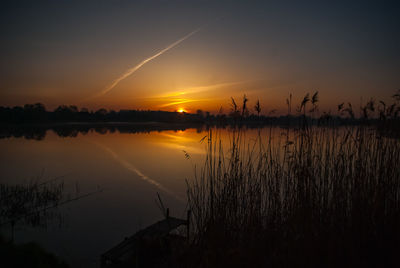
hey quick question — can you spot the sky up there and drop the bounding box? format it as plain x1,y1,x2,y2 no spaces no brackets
1,0,399,114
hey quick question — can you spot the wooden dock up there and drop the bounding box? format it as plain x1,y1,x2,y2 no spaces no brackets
101,211,190,267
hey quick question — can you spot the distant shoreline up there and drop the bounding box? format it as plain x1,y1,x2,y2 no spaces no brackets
0,121,203,128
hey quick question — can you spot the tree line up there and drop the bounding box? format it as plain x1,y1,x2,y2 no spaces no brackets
1,90,399,126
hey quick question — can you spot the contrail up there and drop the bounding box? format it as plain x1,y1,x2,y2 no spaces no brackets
96,28,201,97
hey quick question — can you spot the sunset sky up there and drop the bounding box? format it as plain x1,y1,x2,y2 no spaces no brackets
1,0,399,114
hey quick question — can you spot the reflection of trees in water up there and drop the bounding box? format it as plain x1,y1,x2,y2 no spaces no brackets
53,128,79,138
0,127,47,140
0,121,399,141
95,127,108,135
0,124,203,140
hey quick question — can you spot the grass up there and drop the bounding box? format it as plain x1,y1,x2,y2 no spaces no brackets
183,94,400,267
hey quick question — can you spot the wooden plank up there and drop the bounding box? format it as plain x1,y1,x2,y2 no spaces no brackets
101,216,187,262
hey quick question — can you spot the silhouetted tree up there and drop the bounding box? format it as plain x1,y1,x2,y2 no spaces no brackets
196,109,204,119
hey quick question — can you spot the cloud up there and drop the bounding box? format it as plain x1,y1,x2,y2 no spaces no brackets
94,28,201,98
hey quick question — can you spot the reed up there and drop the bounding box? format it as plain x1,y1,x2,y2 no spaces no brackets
185,100,400,267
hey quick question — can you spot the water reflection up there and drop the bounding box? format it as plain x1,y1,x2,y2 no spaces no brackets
0,123,206,140
0,126,280,267
92,142,184,202
1,127,212,267
155,131,206,155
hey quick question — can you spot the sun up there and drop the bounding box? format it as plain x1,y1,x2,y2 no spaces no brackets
177,108,186,113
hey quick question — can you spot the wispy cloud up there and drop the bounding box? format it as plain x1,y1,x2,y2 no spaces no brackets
158,99,201,108
157,80,248,99
92,28,201,98
142,80,252,109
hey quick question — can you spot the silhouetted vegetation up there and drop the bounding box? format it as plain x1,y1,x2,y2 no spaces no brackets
1,91,399,142
1,92,399,267
0,174,102,240
181,92,400,267
0,176,69,267
1,90,399,130
0,176,65,240
0,235,69,268
0,104,204,124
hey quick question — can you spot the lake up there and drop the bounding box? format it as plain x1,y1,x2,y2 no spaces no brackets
0,125,278,267
1,123,399,267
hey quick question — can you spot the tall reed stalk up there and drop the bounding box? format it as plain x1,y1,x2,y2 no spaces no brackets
186,124,400,267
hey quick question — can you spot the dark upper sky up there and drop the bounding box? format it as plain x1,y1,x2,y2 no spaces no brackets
1,0,399,113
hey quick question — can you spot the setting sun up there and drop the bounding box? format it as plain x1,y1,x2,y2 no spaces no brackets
178,108,185,113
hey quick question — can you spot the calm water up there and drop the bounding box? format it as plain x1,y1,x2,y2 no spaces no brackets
1,126,281,267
